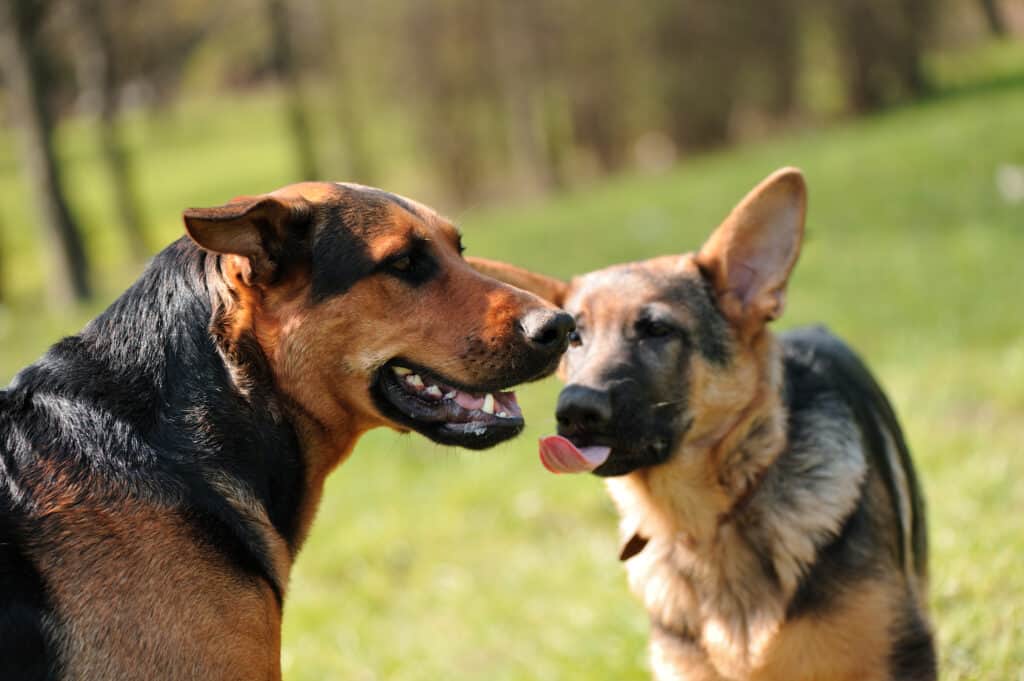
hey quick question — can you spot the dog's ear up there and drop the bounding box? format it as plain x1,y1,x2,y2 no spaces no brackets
183,195,310,285
467,257,569,306
695,167,806,335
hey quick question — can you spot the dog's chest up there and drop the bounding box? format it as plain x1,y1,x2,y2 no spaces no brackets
626,533,790,678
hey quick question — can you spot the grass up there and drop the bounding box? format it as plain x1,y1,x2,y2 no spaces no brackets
2,40,1024,680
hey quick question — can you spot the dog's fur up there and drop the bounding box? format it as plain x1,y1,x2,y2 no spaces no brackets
470,168,935,680
0,182,572,681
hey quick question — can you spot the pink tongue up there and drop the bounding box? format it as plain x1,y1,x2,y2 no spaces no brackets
539,435,611,474
454,392,484,410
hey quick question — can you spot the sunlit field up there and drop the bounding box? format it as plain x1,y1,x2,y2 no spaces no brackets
1,42,1022,680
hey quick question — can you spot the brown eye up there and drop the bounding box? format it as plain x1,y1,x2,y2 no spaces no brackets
636,317,676,339
568,330,582,347
390,255,412,272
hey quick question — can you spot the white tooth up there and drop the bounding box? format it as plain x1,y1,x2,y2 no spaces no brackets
424,385,442,398
393,366,412,376
497,411,509,418
481,394,495,414
444,391,457,400
406,374,424,389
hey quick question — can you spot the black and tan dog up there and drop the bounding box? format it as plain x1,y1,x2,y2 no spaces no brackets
471,168,935,680
0,182,573,680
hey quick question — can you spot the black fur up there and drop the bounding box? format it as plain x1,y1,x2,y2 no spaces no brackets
780,327,935,679
0,488,59,681
784,493,880,619
310,189,446,301
355,187,424,220
781,326,928,580
311,204,376,301
669,272,731,366
0,239,309,663
889,601,938,681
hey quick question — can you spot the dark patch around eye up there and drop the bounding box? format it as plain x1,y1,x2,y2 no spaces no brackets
664,276,731,366
383,238,439,286
310,207,375,302
635,314,677,339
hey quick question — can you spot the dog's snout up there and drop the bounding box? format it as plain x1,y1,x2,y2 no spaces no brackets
556,384,613,434
520,309,575,352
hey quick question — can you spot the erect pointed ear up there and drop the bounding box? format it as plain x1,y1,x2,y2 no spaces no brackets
467,256,569,306
694,167,806,334
183,195,309,285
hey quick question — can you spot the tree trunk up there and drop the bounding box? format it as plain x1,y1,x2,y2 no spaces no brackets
404,1,486,204
488,0,556,193
0,0,91,304
655,1,742,150
979,0,1008,36
266,0,319,181
75,0,148,260
318,1,375,184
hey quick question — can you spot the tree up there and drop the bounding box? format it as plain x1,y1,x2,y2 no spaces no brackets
0,0,91,304
829,0,936,113
654,1,744,150
403,0,494,203
266,0,319,181
978,0,1007,37
318,0,376,184
74,0,148,261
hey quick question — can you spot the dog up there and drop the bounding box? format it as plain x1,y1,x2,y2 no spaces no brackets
470,168,936,680
0,181,573,681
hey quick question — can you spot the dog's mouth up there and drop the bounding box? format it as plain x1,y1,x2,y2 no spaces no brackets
372,361,525,449
540,430,677,477
539,435,612,474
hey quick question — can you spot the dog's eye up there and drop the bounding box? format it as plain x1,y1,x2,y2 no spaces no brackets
390,255,413,272
636,318,675,339
568,330,583,347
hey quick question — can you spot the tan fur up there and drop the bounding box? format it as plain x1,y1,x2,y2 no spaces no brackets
29,470,281,681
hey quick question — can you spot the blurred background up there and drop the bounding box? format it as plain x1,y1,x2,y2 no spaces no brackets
1,1,1022,679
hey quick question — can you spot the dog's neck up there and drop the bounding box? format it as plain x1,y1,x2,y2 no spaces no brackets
609,332,788,553
207,251,362,547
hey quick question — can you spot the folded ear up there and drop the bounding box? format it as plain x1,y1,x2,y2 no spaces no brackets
183,195,309,285
695,167,806,335
467,256,569,306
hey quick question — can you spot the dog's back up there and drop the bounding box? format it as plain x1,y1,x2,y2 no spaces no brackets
781,326,928,589
779,326,934,679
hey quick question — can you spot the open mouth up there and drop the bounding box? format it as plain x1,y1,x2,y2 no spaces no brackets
372,361,525,449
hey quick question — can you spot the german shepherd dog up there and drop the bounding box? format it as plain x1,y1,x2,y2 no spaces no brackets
471,168,936,680
0,182,573,681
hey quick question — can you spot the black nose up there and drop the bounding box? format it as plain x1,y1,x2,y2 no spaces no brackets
520,309,575,352
556,384,613,434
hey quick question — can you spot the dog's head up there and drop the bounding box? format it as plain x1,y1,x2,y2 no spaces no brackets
470,168,805,477
184,182,573,453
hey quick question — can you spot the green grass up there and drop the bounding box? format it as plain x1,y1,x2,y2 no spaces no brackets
2,41,1024,680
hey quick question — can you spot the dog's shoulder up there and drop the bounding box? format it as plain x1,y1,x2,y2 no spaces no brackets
0,440,59,681
0,242,304,600
779,325,927,577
